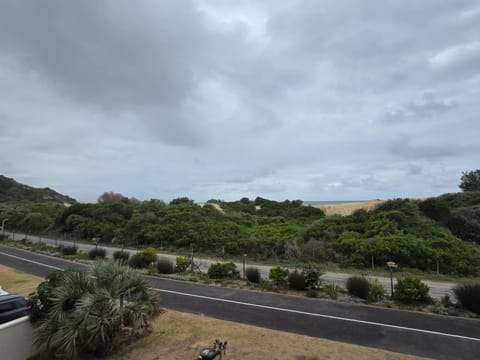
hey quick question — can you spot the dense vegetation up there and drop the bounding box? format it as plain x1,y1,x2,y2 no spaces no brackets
1,176,480,276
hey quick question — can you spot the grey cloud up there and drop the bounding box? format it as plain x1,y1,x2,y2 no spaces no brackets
381,93,458,124
389,140,470,160
1,1,479,201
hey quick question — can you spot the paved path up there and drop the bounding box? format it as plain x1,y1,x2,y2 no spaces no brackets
4,231,456,299
0,244,479,360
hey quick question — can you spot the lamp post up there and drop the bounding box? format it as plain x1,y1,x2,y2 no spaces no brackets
387,261,398,299
1,219,8,235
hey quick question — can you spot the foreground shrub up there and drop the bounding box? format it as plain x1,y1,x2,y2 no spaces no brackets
394,277,431,304
269,266,289,287
208,262,239,279
346,276,370,300
29,261,161,358
246,267,261,283
176,256,190,272
156,258,175,274
88,247,106,260
288,270,306,290
367,278,387,303
61,245,78,255
113,250,130,263
454,283,480,314
27,269,71,322
129,247,158,269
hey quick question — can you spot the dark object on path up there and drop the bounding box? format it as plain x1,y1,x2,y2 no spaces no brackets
197,339,227,359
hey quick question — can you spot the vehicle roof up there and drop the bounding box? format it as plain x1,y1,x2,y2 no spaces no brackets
0,294,25,302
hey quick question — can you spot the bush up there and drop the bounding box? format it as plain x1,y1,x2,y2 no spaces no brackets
367,278,386,303
129,247,158,269
0,233,5,241
269,266,289,287
88,247,106,260
208,262,239,279
303,263,323,290
394,277,431,304
113,250,130,263
27,269,67,323
156,258,175,274
176,256,190,273
61,245,78,255
322,283,339,299
306,288,319,298
288,270,306,290
453,283,480,313
346,276,370,300
246,267,261,283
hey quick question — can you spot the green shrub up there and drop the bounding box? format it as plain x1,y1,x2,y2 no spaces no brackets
88,247,106,260
303,263,323,290
156,258,175,274
259,280,275,291
453,283,480,313
207,262,239,279
246,267,261,283
176,256,191,273
27,270,70,323
323,283,339,299
306,288,319,298
0,233,5,241
440,294,454,308
367,278,386,303
113,250,130,263
129,247,158,269
394,277,431,304
269,266,289,287
346,276,370,300
288,270,306,290
61,245,78,255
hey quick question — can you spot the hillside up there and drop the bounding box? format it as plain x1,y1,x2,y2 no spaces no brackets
0,175,76,207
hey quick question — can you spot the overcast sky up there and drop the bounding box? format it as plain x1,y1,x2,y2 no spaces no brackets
1,1,479,202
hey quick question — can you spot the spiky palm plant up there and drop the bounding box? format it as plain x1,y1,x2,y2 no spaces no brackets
33,261,160,358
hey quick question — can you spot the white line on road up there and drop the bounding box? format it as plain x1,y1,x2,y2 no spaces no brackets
0,250,63,271
1,248,478,343
154,289,480,343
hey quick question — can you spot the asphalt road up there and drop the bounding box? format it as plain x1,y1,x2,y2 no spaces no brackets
1,244,479,359
3,231,456,299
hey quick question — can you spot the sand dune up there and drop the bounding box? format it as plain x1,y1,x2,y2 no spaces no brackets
311,200,385,216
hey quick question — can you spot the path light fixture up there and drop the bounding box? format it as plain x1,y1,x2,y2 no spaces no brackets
387,261,398,299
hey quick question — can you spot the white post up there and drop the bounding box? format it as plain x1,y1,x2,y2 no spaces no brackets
1,219,8,235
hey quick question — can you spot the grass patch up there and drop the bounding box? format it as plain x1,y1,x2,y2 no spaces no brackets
0,267,43,296
110,310,426,360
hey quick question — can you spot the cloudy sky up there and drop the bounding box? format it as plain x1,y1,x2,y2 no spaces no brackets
1,1,479,202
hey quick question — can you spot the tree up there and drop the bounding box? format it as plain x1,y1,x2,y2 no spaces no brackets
459,170,480,192
32,261,161,358
97,191,127,203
